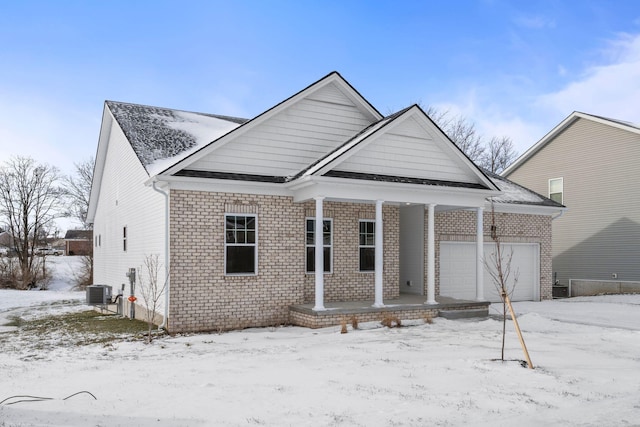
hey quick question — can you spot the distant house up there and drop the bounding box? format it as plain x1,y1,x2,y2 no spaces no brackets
64,230,93,256
503,112,640,289
87,72,564,332
0,231,12,248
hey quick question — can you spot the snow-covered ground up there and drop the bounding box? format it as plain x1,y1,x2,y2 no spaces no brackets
1,258,639,426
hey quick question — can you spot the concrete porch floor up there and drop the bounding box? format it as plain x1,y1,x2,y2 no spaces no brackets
289,294,491,328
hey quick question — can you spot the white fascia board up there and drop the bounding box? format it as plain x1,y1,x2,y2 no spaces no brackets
86,105,114,224
150,175,292,197
485,201,567,216
503,112,578,177
290,176,497,207
162,73,382,177
578,112,640,135
505,111,640,177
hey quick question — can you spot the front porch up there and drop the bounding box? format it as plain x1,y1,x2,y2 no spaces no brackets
289,295,490,329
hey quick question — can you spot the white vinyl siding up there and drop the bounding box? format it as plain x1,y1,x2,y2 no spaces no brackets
189,82,375,177
333,116,480,184
92,117,166,306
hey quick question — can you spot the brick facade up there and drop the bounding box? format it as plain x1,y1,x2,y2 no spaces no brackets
301,201,400,303
167,189,552,332
434,209,553,300
168,191,400,332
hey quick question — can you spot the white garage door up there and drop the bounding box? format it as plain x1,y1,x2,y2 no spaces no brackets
440,242,540,302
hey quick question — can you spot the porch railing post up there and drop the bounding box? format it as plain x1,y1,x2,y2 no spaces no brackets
313,196,325,311
426,203,437,304
373,199,384,308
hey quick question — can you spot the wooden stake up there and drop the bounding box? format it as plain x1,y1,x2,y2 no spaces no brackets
504,293,534,369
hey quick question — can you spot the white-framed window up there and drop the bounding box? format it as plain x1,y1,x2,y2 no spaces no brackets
123,226,127,252
359,220,375,272
549,178,563,204
225,214,257,275
305,218,332,273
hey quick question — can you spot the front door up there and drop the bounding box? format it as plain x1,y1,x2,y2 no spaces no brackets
399,205,424,294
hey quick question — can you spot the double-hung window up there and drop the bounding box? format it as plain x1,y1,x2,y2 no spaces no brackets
306,218,332,273
359,220,375,272
225,214,257,275
549,178,563,204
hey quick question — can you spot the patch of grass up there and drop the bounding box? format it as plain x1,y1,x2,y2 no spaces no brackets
2,315,23,327
1,310,158,351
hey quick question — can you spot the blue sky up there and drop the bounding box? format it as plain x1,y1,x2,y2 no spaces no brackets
1,0,639,177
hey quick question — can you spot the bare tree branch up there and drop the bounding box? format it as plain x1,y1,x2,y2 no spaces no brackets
62,157,94,229
424,106,518,171
138,254,167,343
480,136,518,173
0,157,62,288
423,106,485,162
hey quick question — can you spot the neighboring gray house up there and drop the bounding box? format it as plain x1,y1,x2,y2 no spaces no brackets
87,72,564,332
503,111,640,288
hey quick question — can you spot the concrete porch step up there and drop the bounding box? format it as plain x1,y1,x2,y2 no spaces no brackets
439,308,489,320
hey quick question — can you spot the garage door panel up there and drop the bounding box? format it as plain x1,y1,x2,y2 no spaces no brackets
440,242,539,302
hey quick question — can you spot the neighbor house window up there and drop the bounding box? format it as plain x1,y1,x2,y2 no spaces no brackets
306,218,332,273
549,178,563,204
123,227,127,252
225,214,257,275
359,220,375,272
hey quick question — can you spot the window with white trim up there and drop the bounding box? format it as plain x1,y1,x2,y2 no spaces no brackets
549,178,563,204
225,214,257,275
123,227,127,252
359,220,375,272
305,218,332,273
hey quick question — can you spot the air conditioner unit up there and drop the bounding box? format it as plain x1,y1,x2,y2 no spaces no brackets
86,285,112,305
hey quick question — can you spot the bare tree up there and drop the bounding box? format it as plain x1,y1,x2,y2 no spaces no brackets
424,106,485,162
424,106,518,171
138,254,167,343
62,157,94,229
0,157,62,289
62,157,95,287
485,201,533,368
481,136,518,173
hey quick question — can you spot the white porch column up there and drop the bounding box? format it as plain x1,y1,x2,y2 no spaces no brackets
426,203,437,304
373,200,384,308
476,207,485,301
313,196,326,311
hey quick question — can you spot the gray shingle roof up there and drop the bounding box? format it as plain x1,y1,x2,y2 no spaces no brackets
106,101,248,171
483,169,564,207
64,230,93,240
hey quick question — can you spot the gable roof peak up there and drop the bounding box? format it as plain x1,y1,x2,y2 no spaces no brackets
503,110,640,176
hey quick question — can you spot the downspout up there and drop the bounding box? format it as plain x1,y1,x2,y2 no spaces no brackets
552,210,566,221
152,180,170,331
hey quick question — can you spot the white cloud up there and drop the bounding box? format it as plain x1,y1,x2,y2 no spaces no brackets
513,14,556,29
537,33,640,124
434,32,640,155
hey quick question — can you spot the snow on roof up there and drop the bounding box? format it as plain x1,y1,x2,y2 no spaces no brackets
106,101,247,176
484,169,562,207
